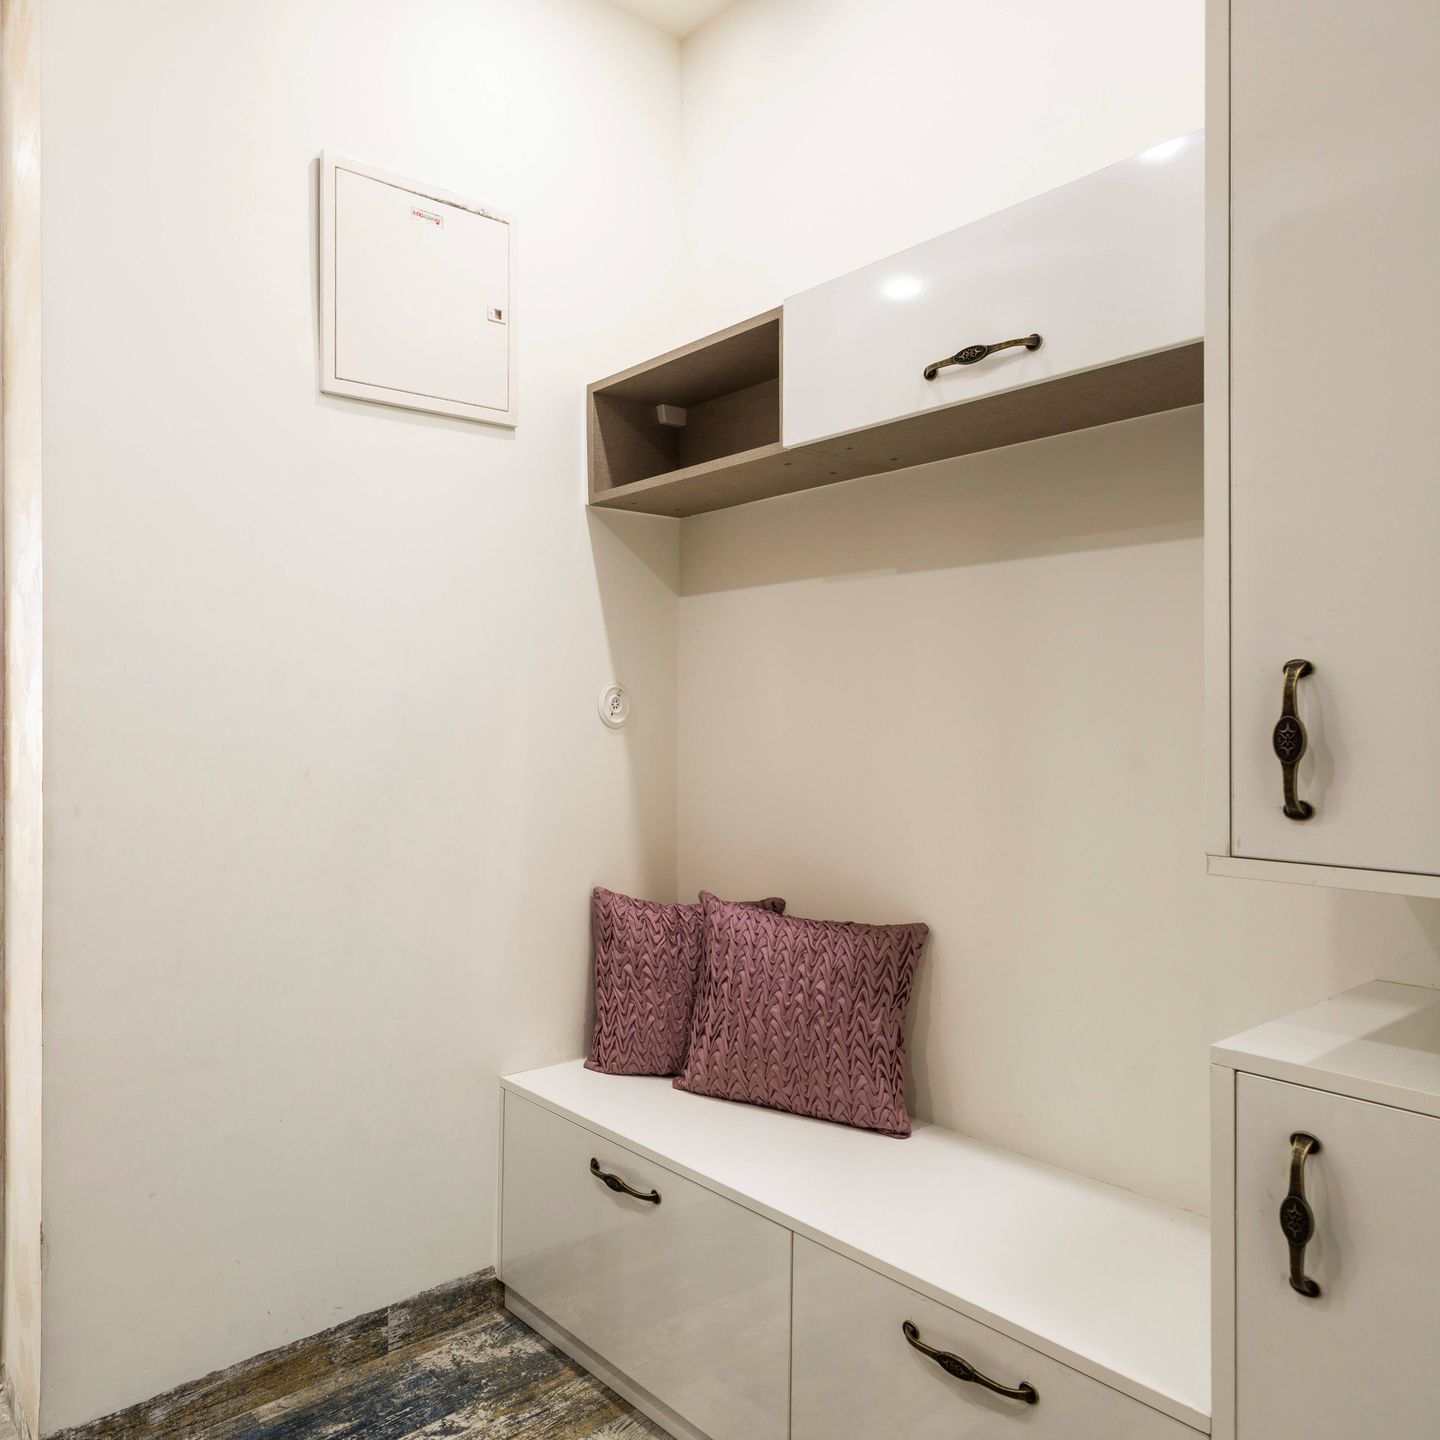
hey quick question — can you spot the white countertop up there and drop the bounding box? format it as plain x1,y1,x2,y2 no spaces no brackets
1212,980,1440,1118
502,1061,1211,1432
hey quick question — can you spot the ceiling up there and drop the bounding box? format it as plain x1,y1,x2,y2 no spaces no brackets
606,0,734,38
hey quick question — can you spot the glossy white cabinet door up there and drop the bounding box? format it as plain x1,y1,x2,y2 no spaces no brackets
1234,1074,1440,1439
791,1237,1197,1440
782,133,1203,448
1229,2,1440,872
500,1093,790,1440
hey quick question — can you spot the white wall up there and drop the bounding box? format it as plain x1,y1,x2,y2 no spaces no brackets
2,1,45,1434
680,0,1210,328
38,0,683,1429
674,0,1440,1215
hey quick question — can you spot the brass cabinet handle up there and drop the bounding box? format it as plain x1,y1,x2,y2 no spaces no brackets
923,333,1042,380
1273,658,1316,820
902,1321,1038,1405
1279,1132,1322,1297
590,1157,661,1205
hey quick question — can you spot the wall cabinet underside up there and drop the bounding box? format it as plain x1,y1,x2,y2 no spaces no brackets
588,318,1202,517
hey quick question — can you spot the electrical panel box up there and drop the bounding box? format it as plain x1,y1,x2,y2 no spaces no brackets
320,153,515,426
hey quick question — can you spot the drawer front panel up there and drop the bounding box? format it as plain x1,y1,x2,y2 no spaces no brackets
500,1092,790,1440
1234,1073,1440,1440
792,1236,1196,1440
782,132,1203,449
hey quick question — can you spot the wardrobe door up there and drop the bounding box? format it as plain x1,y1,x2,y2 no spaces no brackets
1233,1073,1440,1439
1228,0,1440,873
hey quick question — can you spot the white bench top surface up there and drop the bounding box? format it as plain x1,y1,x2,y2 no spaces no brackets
502,1061,1210,1432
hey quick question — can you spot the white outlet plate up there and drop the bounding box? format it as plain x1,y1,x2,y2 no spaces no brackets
598,685,631,729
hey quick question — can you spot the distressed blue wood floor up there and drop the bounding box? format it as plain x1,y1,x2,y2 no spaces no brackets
200,1299,668,1440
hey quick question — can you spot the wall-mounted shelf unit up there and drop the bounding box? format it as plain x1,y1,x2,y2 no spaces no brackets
588,132,1205,519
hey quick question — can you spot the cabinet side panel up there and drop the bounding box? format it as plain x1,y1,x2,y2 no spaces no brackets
1209,1064,1236,1440
1203,0,1232,857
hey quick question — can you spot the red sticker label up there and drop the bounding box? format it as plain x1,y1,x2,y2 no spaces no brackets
410,207,443,227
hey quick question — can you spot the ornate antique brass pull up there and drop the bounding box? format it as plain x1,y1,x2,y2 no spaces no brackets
1273,658,1315,820
589,1157,661,1205
1279,1132,1322,1297
923,332,1042,380
901,1321,1039,1405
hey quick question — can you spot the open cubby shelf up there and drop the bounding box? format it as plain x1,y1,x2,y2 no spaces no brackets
587,310,1203,519
588,310,785,515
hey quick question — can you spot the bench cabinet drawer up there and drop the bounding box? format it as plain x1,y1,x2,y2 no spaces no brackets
500,1092,790,1440
791,1237,1196,1440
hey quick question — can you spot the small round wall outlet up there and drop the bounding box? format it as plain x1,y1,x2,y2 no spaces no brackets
598,684,631,729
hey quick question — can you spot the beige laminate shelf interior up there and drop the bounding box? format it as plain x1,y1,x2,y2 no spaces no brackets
587,311,1203,518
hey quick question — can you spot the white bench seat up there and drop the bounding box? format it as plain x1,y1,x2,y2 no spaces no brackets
499,1061,1210,1438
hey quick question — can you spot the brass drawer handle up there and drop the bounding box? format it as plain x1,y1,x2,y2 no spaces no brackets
1273,658,1316,820
1280,1132,1322,1297
902,1321,1039,1405
923,333,1042,380
590,1157,661,1205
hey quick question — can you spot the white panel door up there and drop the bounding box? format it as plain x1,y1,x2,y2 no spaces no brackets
334,167,508,409
321,154,514,425
791,1237,1196,1440
500,1094,790,1440
1234,1073,1440,1439
1229,2,1440,872
782,133,1203,448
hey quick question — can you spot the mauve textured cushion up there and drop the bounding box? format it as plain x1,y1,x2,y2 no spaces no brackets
675,893,928,1137
585,889,786,1077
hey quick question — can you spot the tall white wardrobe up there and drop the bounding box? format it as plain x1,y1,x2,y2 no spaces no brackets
1208,3,1440,1438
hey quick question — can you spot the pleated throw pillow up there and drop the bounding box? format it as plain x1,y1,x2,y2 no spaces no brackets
585,888,786,1077
675,892,928,1137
